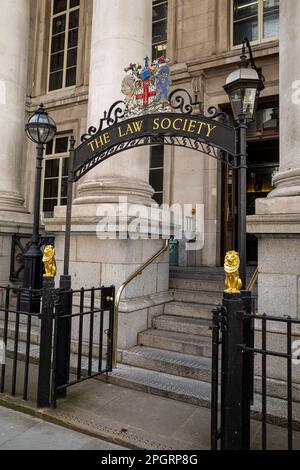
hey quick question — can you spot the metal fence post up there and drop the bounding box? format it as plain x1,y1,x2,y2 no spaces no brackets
241,290,254,449
101,286,115,371
221,292,249,450
37,277,55,408
54,274,72,400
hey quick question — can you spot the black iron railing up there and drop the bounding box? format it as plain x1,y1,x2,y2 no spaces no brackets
0,285,41,400
0,283,115,408
51,286,115,407
211,293,300,451
241,312,300,451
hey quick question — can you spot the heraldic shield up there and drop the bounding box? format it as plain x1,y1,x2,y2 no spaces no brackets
121,56,172,117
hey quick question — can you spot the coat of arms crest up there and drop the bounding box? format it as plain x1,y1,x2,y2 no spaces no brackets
121,56,172,117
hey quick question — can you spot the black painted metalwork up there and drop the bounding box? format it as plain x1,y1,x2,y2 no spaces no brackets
51,285,115,407
63,137,75,277
23,104,57,313
211,293,300,450
236,115,248,289
168,88,201,114
81,101,126,142
79,88,230,145
74,134,235,182
37,277,55,408
60,88,238,280
241,313,300,451
0,285,41,401
207,106,230,124
210,304,224,450
10,234,55,283
21,143,44,313
0,282,115,408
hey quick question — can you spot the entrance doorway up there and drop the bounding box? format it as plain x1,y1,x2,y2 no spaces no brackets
221,98,279,266
246,139,279,264
221,138,279,265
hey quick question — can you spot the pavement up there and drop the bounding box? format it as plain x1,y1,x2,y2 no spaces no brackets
0,406,125,450
1,359,300,450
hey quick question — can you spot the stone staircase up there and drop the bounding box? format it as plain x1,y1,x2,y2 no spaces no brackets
113,267,224,406
109,266,263,406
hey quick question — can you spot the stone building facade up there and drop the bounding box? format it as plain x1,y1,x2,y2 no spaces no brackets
0,0,287,348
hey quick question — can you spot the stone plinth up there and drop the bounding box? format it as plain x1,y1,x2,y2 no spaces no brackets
45,205,171,353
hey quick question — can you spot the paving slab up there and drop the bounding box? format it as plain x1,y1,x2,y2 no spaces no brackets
0,406,125,450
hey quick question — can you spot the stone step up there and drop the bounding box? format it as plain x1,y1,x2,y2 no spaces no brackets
138,328,212,357
170,267,225,280
0,320,109,360
105,364,300,430
170,266,257,280
164,301,213,320
0,320,40,346
169,277,224,293
4,337,107,377
153,314,212,336
121,345,212,382
104,363,212,408
171,289,223,305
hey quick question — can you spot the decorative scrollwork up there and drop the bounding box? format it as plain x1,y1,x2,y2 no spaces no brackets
80,100,126,142
168,88,201,114
74,135,234,181
206,106,229,124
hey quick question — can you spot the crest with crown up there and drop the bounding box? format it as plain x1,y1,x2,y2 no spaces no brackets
121,56,172,117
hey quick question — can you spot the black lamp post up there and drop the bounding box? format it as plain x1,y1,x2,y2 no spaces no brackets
22,104,56,312
224,38,265,288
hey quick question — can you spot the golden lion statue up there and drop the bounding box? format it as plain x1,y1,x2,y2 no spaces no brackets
43,245,57,278
224,250,242,294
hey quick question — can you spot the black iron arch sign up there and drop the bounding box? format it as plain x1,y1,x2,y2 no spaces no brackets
72,89,237,182
62,89,237,277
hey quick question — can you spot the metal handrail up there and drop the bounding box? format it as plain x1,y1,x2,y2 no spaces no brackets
247,267,258,291
112,239,170,368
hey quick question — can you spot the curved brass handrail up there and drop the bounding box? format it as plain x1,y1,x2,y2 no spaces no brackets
247,267,258,291
112,239,170,368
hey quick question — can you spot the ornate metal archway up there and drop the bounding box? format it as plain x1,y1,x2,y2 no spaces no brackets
72,89,236,181
61,88,237,279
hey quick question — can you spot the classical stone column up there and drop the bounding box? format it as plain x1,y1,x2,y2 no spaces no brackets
0,0,30,213
263,0,300,204
247,0,300,322
46,0,170,356
74,0,154,207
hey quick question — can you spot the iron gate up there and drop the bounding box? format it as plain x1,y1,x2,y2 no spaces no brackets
211,292,300,450
0,281,115,408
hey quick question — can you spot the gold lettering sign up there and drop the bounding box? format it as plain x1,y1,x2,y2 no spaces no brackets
85,116,219,157
73,112,237,182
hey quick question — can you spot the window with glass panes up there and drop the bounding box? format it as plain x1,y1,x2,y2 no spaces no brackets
150,1,168,205
232,0,279,47
42,135,70,218
48,0,80,92
149,145,164,206
152,0,168,60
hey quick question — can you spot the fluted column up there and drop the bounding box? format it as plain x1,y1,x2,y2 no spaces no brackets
74,0,154,206
268,0,300,199
0,0,30,213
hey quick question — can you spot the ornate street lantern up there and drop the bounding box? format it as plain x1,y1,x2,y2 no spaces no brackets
223,38,265,288
224,39,265,122
25,103,57,144
22,104,56,312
